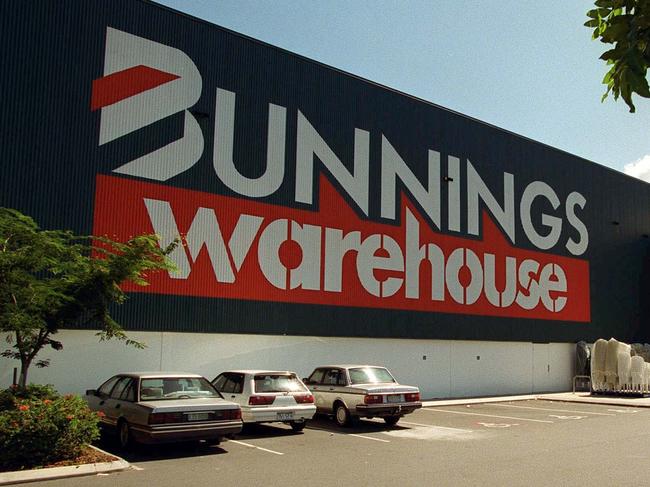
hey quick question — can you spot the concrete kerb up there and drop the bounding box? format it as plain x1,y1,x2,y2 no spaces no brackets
0,445,130,485
422,393,539,407
422,391,650,408
537,391,650,407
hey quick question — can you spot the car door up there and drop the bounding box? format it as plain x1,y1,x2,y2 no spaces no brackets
88,375,120,426
307,368,327,411
105,377,133,425
319,368,344,413
227,373,245,404
214,373,245,406
335,369,358,408
114,378,142,426
212,374,228,397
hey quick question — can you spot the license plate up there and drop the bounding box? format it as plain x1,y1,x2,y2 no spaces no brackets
277,412,293,421
186,412,210,421
387,394,403,403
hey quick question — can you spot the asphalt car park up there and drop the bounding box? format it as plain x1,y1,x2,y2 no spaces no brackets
27,399,650,486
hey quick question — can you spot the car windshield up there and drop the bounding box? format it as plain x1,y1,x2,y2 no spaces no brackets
140,377,221,401
348,367,396,385
254,374,307,393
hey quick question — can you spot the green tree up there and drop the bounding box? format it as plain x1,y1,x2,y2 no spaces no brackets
0,208,176,388
586,1,650,112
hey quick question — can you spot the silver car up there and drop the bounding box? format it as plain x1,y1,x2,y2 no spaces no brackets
85,372,243,448
304,365,422,426
212,370,316,431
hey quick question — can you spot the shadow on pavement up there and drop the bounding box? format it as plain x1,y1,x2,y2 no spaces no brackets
94,416,411,461
95,434,228,463
306,415,410,434
235,415,410,439
236,422,304,440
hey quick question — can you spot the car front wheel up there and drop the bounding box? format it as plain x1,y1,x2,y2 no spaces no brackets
334,403,352,427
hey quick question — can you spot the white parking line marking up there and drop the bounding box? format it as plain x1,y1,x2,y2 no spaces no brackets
253,446,285,455
349,434,391,443
548,415,585,420
229,440,284,455
130,465,144,471
477,422,518,428
494,403,616,416
400,420,474,433
307,426,390,443
607,409,639,413
423,408,554,423
307,426,343,434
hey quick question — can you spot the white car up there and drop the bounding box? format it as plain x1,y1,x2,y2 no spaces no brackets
211,370,316,431
304,365,422,426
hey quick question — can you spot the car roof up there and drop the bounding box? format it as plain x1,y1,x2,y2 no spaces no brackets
313,365,387,370
219,370,297,375
113,372,205,379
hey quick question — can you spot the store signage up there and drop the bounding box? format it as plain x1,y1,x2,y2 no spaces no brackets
92,27,590,322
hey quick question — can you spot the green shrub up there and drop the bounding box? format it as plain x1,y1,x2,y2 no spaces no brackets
0,394,101,471
0,384,59,411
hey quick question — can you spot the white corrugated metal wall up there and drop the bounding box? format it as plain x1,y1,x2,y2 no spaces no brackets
0,331,573,398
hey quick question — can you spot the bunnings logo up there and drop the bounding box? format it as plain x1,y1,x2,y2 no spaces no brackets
91,27,590,322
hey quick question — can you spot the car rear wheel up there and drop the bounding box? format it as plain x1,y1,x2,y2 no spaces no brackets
118,420,132,449
205,437,221,446
334,403,352,427
384,415,400,426
290,421,306,432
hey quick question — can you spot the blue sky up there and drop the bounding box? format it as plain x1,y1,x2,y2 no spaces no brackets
156,0,650,182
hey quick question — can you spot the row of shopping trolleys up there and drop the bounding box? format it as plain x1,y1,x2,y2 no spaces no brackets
591,338,650,395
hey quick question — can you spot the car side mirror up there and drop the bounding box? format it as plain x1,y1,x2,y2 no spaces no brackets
302,378,311,384
85,389,97,396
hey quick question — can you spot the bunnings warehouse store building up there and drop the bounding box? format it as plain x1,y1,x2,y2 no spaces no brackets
2,0,650,399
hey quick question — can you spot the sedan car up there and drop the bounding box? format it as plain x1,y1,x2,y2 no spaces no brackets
212,370,316,431
85,372,242,448
303,365,422,426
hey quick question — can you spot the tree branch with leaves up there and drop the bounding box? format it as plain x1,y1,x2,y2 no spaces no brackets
586,0,650,112
0,208,176,388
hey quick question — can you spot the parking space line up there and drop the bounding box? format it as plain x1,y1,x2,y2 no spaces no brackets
494,403,616,416
400,420,474,433
307,426,391,443
229,440,284,455
423,408,554,423
307,426,341,434
349,434,391,443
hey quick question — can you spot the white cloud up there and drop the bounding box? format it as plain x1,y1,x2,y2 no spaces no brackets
624,155,650,183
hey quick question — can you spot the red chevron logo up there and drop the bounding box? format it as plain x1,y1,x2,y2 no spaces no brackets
91,64,179,111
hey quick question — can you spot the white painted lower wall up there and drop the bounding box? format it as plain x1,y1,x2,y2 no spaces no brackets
0,331,574,398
